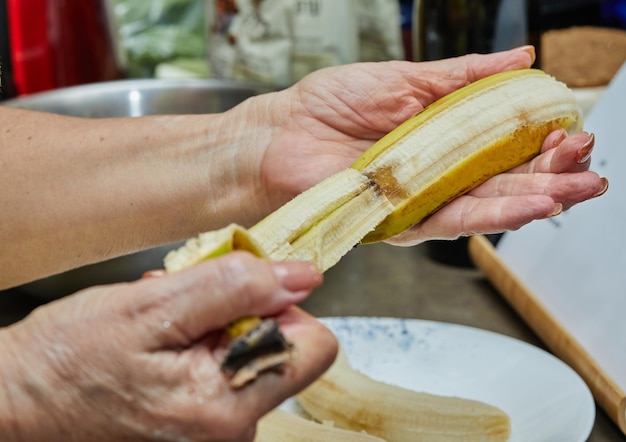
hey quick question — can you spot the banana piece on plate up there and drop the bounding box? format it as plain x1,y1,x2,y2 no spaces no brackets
296,348,511,442
255,409,386,441
164,69,582,387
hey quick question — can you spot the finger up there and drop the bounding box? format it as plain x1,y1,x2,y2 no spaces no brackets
510,131,595,174
469,171,607,210
412,46,535,103
130,252,323,347
540,128,568,153
229,307,338,422
390,193,560,245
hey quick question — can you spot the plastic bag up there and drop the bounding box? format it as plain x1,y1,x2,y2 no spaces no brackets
356,0,404,62
112,0,207,77
206,0,359,86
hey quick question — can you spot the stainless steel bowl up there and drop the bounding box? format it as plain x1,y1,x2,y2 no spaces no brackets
4,78,275,299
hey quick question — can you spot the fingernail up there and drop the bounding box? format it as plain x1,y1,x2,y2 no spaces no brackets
549,203,563,217
592,177,609,198
576,133,595,164
552,129,568,148
514,45,536,64
142,269,166,278
272,261,323,292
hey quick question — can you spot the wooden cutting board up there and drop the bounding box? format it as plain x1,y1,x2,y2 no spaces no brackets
467,61,626,435
469,235,625,435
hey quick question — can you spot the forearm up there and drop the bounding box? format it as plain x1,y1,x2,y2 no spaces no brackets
0,102,273,288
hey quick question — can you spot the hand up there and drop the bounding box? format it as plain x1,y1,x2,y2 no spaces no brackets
257,47,538,207
249,47,606,244
0,254,336,441
389,130,608,245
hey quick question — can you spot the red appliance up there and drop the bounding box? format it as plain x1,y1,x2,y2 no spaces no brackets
1,0,122,98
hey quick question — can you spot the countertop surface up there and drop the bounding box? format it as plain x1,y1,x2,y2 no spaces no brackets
1,240,624,441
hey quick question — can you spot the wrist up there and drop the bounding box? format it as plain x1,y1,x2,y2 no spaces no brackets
200,95,278,226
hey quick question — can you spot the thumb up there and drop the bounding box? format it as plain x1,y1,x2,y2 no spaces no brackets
414,46,536,103
132,252,322,348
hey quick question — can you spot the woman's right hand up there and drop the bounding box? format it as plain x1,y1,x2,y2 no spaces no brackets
0,252,336,441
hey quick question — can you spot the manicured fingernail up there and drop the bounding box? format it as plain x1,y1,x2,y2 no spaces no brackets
514,45,536,64
142,269,166,278
272,261,323,292
549,203,563,217
552,129,568,148
576,133,595,164
592,177,609,198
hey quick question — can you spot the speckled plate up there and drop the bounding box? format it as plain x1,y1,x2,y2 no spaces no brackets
282,317,595,442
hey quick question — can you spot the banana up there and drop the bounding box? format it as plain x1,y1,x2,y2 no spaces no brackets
255,409,386,441
352,68,581,242
164,168,393,274
165,68,580,273
164,223,266,273
163,68,581,387
296,348,511,442
248,168,394,271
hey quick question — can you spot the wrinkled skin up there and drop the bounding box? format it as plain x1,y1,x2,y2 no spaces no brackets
0,255,334,441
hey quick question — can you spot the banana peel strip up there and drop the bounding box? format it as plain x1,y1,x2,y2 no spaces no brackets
163,69,583,389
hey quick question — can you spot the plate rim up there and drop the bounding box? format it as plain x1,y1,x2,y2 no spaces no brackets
312,316,596,442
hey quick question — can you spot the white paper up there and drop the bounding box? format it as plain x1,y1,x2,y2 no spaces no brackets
496,62,626,394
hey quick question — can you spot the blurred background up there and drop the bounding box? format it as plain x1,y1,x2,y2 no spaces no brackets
1,0,626,98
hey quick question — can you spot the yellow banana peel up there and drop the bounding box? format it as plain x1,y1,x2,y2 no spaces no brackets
164,69,582,388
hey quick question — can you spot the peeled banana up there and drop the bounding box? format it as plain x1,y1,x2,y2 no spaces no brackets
255,409,386,441
352,68,581,242
163,68,582,386
296,348,511,442
165,68,581,274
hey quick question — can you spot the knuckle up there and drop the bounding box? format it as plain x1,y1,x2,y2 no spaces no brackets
210,252,275,311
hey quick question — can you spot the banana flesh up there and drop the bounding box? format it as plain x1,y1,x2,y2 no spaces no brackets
164,223,265,273
164,168,393,274
163,68,582,388
165,69,581,274
296,349,511,442
248,168,393,272
164,169,393,386
255,409,386,441
352,69,581,242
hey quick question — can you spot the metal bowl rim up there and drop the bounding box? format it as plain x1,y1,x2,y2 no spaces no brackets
2,78,277,107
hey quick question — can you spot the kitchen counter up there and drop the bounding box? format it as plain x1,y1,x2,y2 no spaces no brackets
1,241,624,441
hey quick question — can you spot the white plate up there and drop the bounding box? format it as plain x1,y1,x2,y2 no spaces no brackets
282,317,595,442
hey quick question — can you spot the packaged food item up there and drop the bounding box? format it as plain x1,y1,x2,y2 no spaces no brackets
356,0,404,62
290,0,359,81
206,0,359,86
113,0,207,77
207,0,294,85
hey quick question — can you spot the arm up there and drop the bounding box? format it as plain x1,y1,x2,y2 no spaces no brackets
0,106,273,288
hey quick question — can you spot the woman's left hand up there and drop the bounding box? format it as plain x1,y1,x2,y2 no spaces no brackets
247,48,607,244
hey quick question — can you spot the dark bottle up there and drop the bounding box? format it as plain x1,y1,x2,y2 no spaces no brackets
412,0,541,66
2,0,123,98
411,0,541,267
